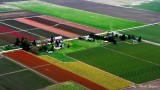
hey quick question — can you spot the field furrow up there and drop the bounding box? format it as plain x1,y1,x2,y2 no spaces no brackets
15,18,80,38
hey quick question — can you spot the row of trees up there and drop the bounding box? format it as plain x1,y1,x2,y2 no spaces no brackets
14,36,66,55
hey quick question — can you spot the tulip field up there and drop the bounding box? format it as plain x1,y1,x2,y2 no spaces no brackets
1,0,160,89
38,55,133,90
4,50,107,90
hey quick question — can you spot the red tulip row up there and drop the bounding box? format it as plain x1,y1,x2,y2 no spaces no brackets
4,50,107,90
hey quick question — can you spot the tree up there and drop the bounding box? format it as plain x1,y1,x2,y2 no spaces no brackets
43,45,48,51
113,40,117,45
21,38,31,51
32,40,37,46
108,37,114,42
131,35,136,40
55,40,60,47
128,35,131,39
21,37,25,43
138,36,142,42
67,44,70,48
14,38,20,47
114,34,118,38
50,45,54,51
50,36,54,44
120,34,126,41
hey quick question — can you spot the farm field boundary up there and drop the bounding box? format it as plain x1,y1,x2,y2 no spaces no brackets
0,57,55,90
8,0,144,31
41,0,160,23
39,55,133,90
4,50,107,90
0,21,42,37
66,42,160,84
118,22,160,44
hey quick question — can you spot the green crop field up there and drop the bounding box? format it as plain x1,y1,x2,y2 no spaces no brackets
8,1,144,31
66,42,160,83
0,39,11,46
43,81,88,90
0,58,24,74
119,24,160,44
128,0,160,12
0,70,54,90
0,58,55,90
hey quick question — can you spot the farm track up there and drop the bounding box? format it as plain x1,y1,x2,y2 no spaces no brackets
4,50,108,90
0,10,40,20
42,0,160,23
27,17,93,36
15,18,81,38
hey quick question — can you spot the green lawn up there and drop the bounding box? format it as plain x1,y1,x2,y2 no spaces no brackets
66,42,160,83
0,70,55,90
58,39,103,54
0,58,24,74
129,0,160,12
40,52,75,62
119,24,160,44
44,81,88,90
8,1,144,31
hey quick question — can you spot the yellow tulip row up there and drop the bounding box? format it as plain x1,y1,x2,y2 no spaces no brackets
39,55,134,90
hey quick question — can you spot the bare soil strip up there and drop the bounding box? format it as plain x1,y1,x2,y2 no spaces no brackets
2,20,35,30
2,20,68,39
39,15,103,33
0,10,39,20
15,18,81,38
42,0,160,23
27,17,93,36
